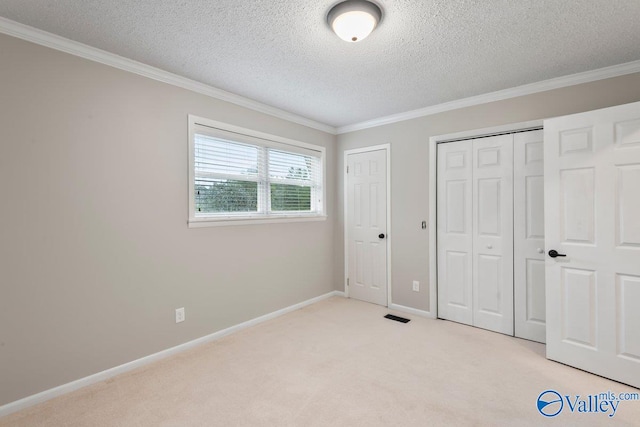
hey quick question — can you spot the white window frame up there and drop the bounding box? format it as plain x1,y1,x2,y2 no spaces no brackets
188,115,327,228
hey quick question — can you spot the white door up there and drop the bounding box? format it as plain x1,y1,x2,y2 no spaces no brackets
346,149,388,306
472,135,514,335
437,135,514,335
437,140,473,325
544,101,640,388
514,130,547,343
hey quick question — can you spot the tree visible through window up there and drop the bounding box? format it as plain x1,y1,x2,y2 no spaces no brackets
196,180,258,213
194,136,261,214
271,170,311,211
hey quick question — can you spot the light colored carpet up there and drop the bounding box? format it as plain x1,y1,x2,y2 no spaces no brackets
2,296,639,426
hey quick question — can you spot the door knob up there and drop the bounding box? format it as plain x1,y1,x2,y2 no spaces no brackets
548,249,566,258
378,233,386,239
487,244,493,249
537,248,544,254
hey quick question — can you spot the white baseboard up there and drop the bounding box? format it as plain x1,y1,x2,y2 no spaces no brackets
389,303,436,319
0,290,344,418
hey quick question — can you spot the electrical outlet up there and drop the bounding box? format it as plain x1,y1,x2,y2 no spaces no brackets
412,281,420,292
175,307,185,323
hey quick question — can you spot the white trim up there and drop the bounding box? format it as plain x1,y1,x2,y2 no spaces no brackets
190,115,327,153
343,144,392,307
0,17,335,135
428,139,438,318
427,120,544,318
342,144,390,156
0,290,345,418
385,144,392,308
343,152,349,297
188,215,327,228
336,60,640,134
389,303,435,319
430,120,544,143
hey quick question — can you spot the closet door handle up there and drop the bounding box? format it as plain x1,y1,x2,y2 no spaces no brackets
378,233,386,239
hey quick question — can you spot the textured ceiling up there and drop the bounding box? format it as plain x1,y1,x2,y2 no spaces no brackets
1,1,639,128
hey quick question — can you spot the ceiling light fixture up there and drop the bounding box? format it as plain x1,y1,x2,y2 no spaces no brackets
327,0,382,43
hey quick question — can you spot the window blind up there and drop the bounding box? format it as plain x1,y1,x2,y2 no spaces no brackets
268,149,321,213
192,124,323,219
194,135,261,214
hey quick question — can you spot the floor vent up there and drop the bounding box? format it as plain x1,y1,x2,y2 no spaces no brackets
384,314,410,323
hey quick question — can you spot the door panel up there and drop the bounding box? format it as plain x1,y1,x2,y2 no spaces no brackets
446,180,467,233
477,178,501,235
617,274,640,360
545,101,640,388
347,149,388,306
526,176,545,238
437,141,473,325
514,130,546,342
477,254,502,314
617,165,640,246
526,260,546,322
559,128,593,154
445,251,470,307
560,168,595,244
472,134,514,335
561,267,597,348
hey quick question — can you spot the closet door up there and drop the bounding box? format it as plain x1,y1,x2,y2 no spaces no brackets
514,130,546,343
437,140,473,325
472,135,514,335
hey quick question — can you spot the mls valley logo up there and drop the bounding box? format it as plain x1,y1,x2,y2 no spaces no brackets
537,390,640,418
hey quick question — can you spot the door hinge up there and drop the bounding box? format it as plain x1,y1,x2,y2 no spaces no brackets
347,278,350,286
346,165,349,173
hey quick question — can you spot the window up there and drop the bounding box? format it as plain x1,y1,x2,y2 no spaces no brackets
188,116,326,227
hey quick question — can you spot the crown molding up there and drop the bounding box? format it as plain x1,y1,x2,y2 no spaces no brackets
0,17,337,135
336,59,640,134
3,16,639,137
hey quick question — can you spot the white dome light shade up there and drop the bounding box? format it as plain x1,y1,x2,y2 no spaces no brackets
332,11,376,42
327,1,382,43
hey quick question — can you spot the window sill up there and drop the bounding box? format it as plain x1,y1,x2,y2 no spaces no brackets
188,214,327,228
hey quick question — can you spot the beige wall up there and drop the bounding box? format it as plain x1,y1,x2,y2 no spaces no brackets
0,34,337,406
336,72,640,313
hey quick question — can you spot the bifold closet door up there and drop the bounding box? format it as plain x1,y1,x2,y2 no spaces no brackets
514,130,546,343
437,140,473,326
472,135,514,335
437,135,514,335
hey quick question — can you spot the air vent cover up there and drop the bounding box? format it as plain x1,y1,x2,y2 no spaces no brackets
384,314,410,323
